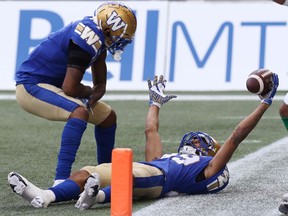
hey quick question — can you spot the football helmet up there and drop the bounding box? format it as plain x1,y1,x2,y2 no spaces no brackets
178,131,221,157
94,2,137,61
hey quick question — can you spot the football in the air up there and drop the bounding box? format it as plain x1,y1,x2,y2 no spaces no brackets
246,69,273,96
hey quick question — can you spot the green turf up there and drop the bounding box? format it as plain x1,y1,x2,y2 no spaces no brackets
0,98,287,215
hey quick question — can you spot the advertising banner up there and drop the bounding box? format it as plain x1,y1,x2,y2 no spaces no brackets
0,1,287,91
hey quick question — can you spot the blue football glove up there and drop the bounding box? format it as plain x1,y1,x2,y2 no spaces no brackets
148,75,177,108
259,73,279,105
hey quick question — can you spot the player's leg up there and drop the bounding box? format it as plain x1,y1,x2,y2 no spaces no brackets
88,102,117,164
8,170,89,208
55,105,88,185
74,173,101,210
16,84,89,184
278,94,288,213
132,163,164,199
75,164,112,209
81,163,164,206
279,193,288,214
279,93,288,130
75,163,164,210
8,172,56,208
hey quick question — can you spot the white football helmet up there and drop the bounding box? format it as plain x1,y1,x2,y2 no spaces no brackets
94,2,137,61
178,131,221,157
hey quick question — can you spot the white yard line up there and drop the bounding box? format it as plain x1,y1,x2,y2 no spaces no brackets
134,136,288,216
0,95,16,100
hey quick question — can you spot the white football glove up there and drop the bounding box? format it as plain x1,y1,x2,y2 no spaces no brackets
148,75,177,108
259,73,279,105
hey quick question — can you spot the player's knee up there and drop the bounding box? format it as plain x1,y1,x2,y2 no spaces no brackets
98,109,117,128
109,109,117,124
69,170,90,190
70,106,89,121
279,103,288,117
70,170,90,180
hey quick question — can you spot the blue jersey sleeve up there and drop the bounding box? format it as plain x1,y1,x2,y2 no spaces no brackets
71,17,105,60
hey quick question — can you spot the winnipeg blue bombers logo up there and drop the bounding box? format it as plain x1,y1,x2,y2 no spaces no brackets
106,11,126,31
75,23,102,53
207,166,229,192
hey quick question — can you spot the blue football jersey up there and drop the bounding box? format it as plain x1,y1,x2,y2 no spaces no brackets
141,153,229,197
16,16,106,88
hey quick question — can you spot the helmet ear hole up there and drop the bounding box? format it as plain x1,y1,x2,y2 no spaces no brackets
104,29,111,38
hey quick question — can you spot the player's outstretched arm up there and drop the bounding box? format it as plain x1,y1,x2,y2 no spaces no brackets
204,73,279,179
145,75,177,162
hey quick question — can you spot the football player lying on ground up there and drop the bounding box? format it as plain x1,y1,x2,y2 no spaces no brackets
8,74,279,209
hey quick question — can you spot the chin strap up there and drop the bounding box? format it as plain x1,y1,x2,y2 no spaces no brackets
113,50,123,62
179,145,197,155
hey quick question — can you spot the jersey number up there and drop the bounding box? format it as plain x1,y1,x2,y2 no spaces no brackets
172,154,200,166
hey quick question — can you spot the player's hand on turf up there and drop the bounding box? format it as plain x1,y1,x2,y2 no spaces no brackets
259,73,279,105
148,75,177,108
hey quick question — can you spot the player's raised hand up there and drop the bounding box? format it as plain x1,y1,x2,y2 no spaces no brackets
148,75,177,108
260,73,279,105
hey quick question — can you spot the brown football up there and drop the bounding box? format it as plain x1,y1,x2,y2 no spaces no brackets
246,69,273,96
